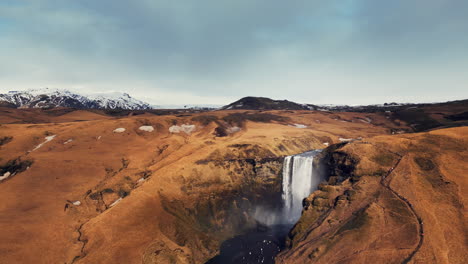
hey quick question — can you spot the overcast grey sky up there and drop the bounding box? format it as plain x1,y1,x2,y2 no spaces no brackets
0,0,467,105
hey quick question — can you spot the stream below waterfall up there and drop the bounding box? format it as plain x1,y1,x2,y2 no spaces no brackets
206,150,322,264
205,225,290,264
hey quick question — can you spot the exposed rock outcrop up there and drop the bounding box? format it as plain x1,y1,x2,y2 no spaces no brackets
277,128,468,264
156,157,284,262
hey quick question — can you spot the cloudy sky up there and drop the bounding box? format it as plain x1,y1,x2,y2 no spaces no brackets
0,0,467,105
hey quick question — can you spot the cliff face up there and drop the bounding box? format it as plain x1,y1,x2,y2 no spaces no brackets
147,156,284,263
277,127,468,264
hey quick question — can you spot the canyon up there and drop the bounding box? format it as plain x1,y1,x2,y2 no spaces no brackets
0,102,467,263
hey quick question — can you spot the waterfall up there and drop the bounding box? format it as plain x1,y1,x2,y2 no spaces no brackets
281,150,321,224
281,156,293,212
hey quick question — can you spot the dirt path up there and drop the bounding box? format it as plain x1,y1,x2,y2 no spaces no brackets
378,151,424,264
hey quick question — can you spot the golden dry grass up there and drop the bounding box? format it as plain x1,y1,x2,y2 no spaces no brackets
0,108,465,263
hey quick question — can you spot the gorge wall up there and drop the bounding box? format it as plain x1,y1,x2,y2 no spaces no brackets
277,127,467,264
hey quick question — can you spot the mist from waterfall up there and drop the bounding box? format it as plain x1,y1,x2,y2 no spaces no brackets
282,150,322,224
253,150,322,226
216,150,322,264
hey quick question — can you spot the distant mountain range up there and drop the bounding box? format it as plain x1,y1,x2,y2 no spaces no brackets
221,96,412,111
0,88,153,110
222,96,468,113
1,89,467,119
221,96,468,132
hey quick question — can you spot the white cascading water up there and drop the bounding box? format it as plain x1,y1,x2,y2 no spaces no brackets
282,150,321,224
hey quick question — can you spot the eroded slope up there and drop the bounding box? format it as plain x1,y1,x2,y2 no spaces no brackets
277,127,468,264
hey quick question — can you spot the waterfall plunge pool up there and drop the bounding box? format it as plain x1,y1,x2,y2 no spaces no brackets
206,150,323,264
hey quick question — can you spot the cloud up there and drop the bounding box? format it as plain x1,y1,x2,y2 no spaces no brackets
0,0,467,105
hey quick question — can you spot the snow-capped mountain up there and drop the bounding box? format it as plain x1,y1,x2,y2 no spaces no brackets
0,88,153,110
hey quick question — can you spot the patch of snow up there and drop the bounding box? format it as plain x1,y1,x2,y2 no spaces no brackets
289,123,307,128
323,142,329,146
315,120,321,123
109,197,123,207
72,201,81,206
64,139,73,144
139,125,154,132
137,177,145,183
226,126,241,134
31,135,56,151
339,138,353,142
86,91,153,110
0,171,11,181
113,128,126,133
169,124,196,134
1,88,154,109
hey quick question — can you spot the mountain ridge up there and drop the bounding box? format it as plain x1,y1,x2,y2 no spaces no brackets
222,96,468,112
0,88,153,110
221,96,310,110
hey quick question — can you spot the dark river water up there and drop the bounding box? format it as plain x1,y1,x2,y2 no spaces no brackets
205,225,291,264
